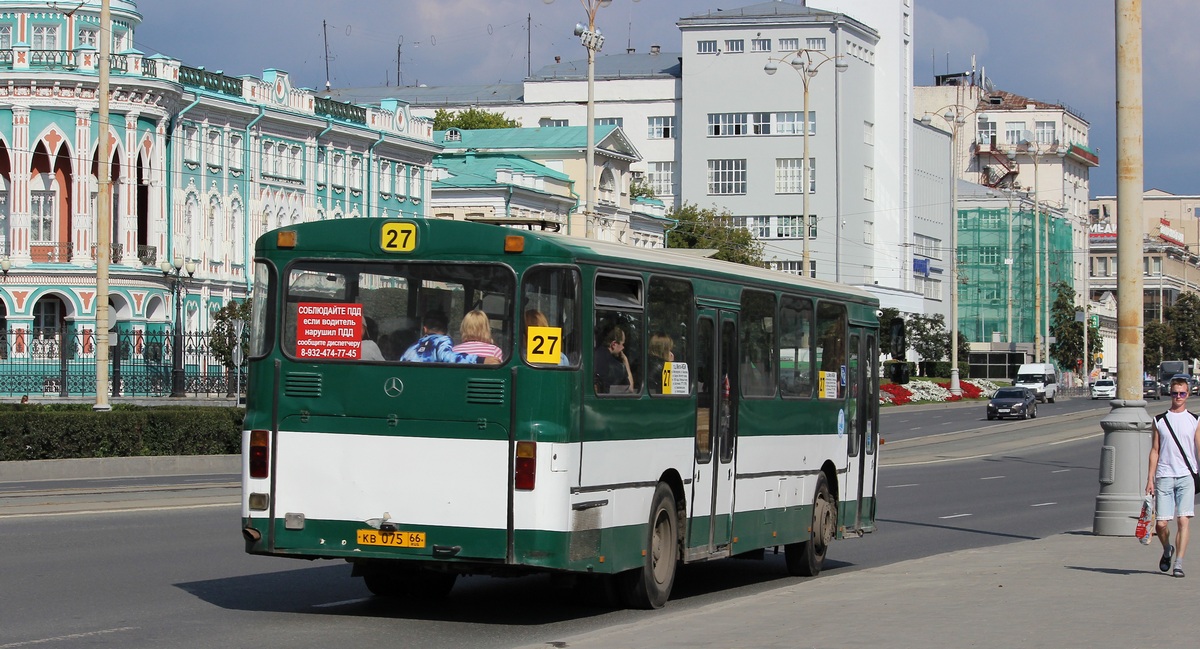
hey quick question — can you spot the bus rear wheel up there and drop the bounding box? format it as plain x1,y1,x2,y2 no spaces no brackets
361,564,457,600
785,473,834,577
620,482,678,609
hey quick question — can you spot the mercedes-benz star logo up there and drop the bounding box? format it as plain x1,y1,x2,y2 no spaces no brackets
383,377,404,398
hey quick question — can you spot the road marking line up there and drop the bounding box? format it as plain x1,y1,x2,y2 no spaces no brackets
1051,469,1071,473
313,597,372,608
939,513,972,519
887,483,919,488
1048,432,1103,445
1031,502,1057,507
0,502,237,519
981,475,1006,480
0,627,138,648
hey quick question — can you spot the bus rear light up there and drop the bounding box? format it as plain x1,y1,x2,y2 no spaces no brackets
514,441,536,490
249,430,270,479
248,492,270,511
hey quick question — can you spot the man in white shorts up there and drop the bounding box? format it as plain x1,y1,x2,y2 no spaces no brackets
1147,377,1200,578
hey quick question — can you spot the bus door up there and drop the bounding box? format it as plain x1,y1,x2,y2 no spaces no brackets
844,328,877,533
687,309,739,557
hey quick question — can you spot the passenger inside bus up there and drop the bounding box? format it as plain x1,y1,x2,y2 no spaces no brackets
400,311,494,364
594,323,635,393
360,316,385,361
453,309,504,361
647,332,674,395
524,309,569,366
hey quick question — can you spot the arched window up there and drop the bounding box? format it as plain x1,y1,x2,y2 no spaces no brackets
208,195,223,261
184,194,199,261
230,197,244,264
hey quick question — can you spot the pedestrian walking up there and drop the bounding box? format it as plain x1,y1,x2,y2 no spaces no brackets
1147,377,1200,577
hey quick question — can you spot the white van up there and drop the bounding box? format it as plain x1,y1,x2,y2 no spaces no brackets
1015,363,1058,403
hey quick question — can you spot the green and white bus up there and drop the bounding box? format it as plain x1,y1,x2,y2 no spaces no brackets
241,218,887,608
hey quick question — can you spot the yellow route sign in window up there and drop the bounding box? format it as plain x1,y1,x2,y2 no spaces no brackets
380,222,418,252
526,326,563,364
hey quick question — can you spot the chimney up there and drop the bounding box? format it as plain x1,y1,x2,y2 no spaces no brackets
650,45,661,55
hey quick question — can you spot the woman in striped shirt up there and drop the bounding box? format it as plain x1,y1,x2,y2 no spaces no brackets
453,309,503,361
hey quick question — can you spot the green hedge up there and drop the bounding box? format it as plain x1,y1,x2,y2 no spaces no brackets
0,404,243,461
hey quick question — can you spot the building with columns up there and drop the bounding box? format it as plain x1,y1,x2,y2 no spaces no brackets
0,0,437,396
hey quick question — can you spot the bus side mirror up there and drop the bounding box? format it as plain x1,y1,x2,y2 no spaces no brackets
888,317,906,360
889,361,910,385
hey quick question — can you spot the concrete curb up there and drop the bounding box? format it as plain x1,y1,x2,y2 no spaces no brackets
0,454,240,483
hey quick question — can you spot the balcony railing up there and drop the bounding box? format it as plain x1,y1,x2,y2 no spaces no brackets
138,244,157,267
178,65,243,97
30,49,80,70
315,96,367,125
30,243,73,263
90,242,124,263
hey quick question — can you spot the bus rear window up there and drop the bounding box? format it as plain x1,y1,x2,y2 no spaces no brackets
282,261,514,364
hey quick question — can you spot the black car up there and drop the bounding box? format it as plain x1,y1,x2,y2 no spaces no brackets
1144,379,1162,400
987,387,1038,420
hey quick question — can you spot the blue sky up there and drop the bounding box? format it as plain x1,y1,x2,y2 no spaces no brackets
132,0,1197,198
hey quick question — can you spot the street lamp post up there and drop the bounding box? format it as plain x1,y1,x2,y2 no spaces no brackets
765,49,847,278
161,256,196,398
545,0,639,239
921,104,980,396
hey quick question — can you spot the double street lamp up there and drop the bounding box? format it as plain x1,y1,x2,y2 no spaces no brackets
921,104,981,396
545,0,640,239
764,49,847,278
161,255,196,397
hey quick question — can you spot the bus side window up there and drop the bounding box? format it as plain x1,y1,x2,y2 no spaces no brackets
779,296,813,398
521,266,581,368
646,276,692,396
740,290,776,398
593,274,643,396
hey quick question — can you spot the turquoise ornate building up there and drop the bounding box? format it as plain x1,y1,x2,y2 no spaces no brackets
0,1,437,395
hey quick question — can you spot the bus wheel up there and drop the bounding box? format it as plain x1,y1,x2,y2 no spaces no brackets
361,564,456,599
621,482,678,609
785,473,834,577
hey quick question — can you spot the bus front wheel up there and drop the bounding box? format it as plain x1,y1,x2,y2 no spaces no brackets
785,473,834,577
361,564,456,600
620,482,679,609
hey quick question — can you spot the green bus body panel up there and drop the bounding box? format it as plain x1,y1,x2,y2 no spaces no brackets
240,497,869,572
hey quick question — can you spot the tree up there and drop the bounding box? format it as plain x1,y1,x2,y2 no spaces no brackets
907,313,949,376
432,107,519,131
666,202,764,266
1144,319,1173,371
1165,292,1200,362
1049,281,1099,374
209,300,252,396
630,180,656,200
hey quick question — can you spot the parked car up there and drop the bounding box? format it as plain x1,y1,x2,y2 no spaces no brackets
1091,379,1117,400
1144,380,1163,400
987,387,1038,420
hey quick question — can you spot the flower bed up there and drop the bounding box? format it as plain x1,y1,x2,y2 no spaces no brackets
880,379,1000,405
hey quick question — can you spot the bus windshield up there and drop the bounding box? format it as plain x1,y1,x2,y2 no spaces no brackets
280,260,515,364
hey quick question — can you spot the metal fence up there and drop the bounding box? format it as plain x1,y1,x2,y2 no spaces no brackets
0,328,245,398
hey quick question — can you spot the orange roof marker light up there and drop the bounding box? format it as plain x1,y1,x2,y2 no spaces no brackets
277,230,298,249
504,235,525,253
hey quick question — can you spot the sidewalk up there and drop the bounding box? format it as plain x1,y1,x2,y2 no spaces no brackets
525,531,1188,649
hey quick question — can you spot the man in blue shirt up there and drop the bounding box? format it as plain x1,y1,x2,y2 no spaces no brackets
400,311,482,364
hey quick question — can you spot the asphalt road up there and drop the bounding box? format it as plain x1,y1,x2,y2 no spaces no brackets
0,397,1135,648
